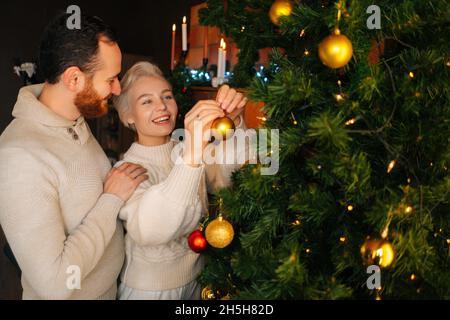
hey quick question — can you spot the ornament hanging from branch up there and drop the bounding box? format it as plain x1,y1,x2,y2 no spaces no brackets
318,1,353,69
269,0,293,26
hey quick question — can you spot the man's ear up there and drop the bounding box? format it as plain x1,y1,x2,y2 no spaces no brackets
61,66,85,92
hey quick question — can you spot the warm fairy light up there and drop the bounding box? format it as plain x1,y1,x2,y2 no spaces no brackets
446,239,450,244
446,61,450,67
304,49,310,56
405,206,413,214
305,248,311,253
430,162,434,167
257,116,267,122
292,220,301,226
335,94,344,101
410,274,416,281
299,29,305,37
183,16,186,24
408,71,415,78
293,120,298,125
407,178,411,184
387,160,397,173
317,165,322,170
347,205,354,212
241,26,245,32
337,80,342,86
339,236,347,243
345,118,356,126
290,112,297,125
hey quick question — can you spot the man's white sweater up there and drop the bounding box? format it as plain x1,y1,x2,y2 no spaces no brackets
0,84,125,299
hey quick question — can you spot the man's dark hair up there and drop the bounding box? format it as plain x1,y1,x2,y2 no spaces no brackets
38,13,118,84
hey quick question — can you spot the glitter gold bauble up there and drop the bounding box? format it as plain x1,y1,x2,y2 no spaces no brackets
201,287,216,300
211,116,235,140
205,216,235,248
318,29,353,69
360,239,395,268
269,0,293,26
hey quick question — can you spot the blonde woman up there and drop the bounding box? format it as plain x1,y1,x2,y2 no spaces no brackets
112,61,251,299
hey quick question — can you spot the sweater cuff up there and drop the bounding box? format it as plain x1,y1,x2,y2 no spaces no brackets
159,158,204,207
95,193,125,219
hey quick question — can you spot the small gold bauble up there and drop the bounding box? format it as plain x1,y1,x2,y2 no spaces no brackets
360,239,395,268
205,216,235,248
269,0,293,26
201,287,216,300
318,30,353,69
211,116,236,140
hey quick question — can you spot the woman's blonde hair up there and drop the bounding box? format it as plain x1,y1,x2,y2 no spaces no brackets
113,61,168,131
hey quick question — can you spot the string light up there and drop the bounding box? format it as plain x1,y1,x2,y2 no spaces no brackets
299,29,305,37
345,118,356,126
241,26,245,32
289,112,298,125
339,236,347,243
335,93,344,101
304,49,310,56
305,248,311,253
410,274,416,281
446,61,450,67
347,205,354,212
408,71,415,78
387,160,397,173
405,206,413,214
446,239,450,244
292,219,301,226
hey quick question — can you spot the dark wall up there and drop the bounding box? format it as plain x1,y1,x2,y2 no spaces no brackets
0,0,201,134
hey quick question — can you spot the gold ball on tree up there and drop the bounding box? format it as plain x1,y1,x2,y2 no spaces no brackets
205,216,235,248
360,239,395,268
318,29,353,69
269,0,293,26
201,287,216,300
211,116,235,141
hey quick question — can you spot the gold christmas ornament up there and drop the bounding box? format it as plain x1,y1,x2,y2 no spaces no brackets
360,239,395,268
318,29,353,69
269,0,293,26
211,116,236,141
201,287,216,300
205,215,235,248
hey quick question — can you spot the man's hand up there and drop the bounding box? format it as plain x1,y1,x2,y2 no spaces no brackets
104,163,148,201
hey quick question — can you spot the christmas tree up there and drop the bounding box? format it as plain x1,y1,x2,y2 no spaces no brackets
193,0,450,299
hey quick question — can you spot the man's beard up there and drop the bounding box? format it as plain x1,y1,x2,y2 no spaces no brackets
74,78,110,119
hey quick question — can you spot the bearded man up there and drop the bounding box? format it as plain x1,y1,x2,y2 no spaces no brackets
0,13,148,299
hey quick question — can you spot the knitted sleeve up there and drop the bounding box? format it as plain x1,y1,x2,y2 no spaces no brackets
119,158,204,246
0,147,124,300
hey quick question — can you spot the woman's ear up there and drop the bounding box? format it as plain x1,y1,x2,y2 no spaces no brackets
61,66,85,93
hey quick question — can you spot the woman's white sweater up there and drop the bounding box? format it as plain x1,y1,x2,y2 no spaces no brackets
118,123,252,291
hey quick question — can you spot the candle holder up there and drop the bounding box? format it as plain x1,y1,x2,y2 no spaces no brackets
202,58,209,71
179,50,188,68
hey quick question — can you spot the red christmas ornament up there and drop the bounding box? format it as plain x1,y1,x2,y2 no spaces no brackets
188,229,207,253
182,87,188,94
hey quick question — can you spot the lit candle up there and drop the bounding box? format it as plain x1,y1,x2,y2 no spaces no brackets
221,39,227,79
203,26,209,59
171,24,176,70
217,38,224,79
182,16,188,52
